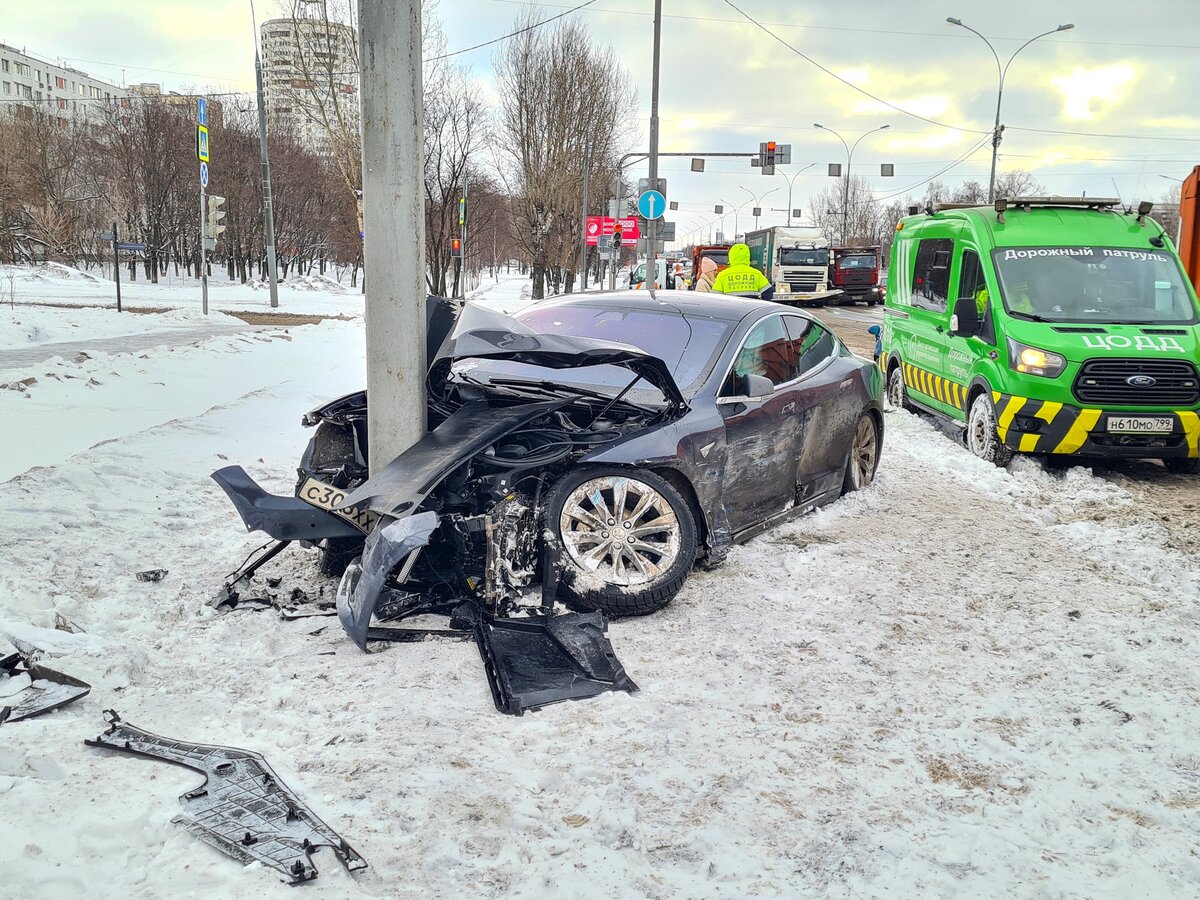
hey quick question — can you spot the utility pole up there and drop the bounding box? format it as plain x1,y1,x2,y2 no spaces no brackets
111,221,122,313
359,0,426,470
200,189,208,315
457,178,468,299
646,0,662,288
251,0,280,308
577,138,591,292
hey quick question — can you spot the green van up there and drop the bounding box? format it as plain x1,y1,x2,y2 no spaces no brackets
881,197,1200,472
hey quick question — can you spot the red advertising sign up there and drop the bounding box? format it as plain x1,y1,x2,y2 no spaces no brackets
585,216,640,246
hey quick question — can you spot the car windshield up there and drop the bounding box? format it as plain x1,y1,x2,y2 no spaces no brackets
991,247,1199,324
780,248,829,267
452,302,734,403
838,254,876,269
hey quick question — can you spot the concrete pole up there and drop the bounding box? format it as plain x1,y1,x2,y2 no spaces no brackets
359,0,426,472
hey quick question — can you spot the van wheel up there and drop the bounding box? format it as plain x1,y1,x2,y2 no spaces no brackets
886,364,914,412
966,393,1013,466
1164,457,1200,474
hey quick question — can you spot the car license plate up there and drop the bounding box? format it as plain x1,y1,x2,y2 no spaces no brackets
1106,416,1174,434
298,477,378,533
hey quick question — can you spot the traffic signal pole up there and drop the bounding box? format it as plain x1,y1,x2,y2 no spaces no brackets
646,0,662,290
359,0,427,471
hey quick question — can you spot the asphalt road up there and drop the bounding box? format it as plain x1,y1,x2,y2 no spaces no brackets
811,301,884,357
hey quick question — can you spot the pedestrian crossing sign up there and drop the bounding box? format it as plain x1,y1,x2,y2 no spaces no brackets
197,125,210,163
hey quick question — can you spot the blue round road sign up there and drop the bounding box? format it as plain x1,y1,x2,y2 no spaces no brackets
637,189,666,220
200,161,209,189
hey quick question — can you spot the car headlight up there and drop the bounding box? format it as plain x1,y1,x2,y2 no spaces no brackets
1007,338,1066,378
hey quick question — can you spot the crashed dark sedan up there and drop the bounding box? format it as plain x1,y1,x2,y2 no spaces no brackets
214,292,883,708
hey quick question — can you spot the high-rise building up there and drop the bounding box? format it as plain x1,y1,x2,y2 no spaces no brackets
259,16,358,156
0,42,122,124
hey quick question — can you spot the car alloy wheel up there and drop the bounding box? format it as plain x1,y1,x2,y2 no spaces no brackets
849,415,878,489
558,475,682,587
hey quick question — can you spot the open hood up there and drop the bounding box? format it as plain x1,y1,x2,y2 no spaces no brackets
428,303,688,411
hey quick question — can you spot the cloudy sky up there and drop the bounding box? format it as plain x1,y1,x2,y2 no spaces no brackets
6,0,1198,242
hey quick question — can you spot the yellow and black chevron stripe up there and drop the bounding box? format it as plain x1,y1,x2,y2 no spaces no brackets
902,361,967,411
991,391,1200,456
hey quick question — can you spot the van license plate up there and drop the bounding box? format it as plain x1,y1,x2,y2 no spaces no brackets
298,477,378,533
1106,416,1173,434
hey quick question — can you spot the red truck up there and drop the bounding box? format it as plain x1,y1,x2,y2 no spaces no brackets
829,246,883,306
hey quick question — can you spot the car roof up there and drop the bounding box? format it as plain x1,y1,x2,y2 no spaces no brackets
522,289,781,323
896,205,1165,249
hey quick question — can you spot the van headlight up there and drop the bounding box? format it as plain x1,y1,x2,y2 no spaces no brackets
1007,338,1066,378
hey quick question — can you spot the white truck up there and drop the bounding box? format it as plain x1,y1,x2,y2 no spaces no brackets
744,226,841,306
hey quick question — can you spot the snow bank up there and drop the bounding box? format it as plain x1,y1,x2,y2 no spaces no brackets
0,304,235,350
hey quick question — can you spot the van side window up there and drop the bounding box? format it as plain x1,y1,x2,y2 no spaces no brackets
956,249,996,343
911,238,954,311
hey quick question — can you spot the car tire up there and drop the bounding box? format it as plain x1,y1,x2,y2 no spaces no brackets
842,413,880,494
318,536,363,577
966,392,1014,466
1164,457,1200,474
886,363,915,412
545,466,697,617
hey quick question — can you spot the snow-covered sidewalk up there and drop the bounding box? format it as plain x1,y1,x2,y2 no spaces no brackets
2,279,1199,898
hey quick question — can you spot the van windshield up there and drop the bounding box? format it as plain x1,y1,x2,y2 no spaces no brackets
780,248,828,267
991,247,1199,325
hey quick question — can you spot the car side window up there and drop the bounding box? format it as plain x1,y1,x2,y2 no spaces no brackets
912,238,954,311
784,316,835,376
956,248,996,343
722,316,796,394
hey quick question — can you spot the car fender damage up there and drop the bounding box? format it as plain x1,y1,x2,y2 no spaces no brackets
85,710,366,884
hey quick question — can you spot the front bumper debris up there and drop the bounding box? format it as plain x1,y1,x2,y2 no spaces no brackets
453,604,638,716
336,512,440,650
85,710,367,884
0,653,91,725
212,465,363,541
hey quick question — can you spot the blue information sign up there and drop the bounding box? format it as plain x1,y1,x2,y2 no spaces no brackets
200,161,209,188
637,190,666,220
197,97,207,126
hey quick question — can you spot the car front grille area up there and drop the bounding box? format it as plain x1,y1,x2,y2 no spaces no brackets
1073,358,1200,406
789,278,822,292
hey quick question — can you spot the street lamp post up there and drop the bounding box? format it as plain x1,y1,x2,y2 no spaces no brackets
776,163,816,226
720,197,753,241
947,17,1074,202
813,124,889,245
739,185,780,231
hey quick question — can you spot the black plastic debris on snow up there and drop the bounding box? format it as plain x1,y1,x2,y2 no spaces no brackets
85,710,367,884
0,653,91,725
451,604,638,716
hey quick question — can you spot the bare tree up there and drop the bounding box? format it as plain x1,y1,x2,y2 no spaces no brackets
495,12,635,299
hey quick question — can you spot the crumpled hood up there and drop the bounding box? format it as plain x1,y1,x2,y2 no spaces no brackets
728,243,751,266
428,303,688,410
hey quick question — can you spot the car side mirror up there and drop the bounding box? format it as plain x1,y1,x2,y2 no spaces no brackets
868,324,881,336
744,373,774,399
951,296,980,337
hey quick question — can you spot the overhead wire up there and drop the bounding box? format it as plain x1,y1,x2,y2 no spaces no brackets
424,0,601,61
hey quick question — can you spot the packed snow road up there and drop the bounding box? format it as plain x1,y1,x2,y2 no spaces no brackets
2,279,1198,898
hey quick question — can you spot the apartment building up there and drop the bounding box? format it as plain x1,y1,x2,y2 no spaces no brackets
0,42,122,123
259,17,358,155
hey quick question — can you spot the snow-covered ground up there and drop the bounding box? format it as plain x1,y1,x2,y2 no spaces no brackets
2,272,1199,898
0,262,365,317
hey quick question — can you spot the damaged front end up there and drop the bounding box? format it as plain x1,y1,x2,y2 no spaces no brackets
212,302,687,714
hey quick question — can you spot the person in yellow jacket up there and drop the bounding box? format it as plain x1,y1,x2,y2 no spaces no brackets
710,243,774,299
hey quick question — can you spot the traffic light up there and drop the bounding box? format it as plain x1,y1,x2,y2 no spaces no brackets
205,195,226,241
612,222,624,249
450,238,462,258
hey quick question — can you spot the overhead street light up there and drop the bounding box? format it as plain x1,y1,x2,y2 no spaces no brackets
947,17,1075,202
814,124,889,245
